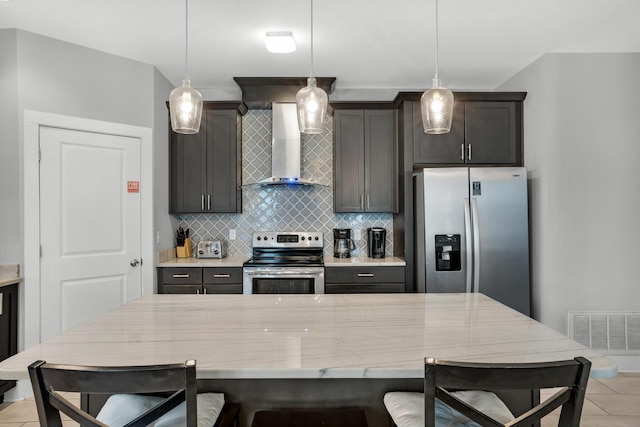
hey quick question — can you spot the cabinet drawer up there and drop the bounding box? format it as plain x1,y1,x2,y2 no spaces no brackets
325,266,404,284
162,268,202,284
203,283,243,294
161,284,203,294
325,283,405,294
202,267,242,284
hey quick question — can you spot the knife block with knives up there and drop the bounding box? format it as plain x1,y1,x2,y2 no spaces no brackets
175,227,192,258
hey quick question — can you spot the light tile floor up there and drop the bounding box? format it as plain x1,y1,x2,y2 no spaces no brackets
1,373,640,425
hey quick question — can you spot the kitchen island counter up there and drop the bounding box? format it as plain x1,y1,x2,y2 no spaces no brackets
0,293,614,381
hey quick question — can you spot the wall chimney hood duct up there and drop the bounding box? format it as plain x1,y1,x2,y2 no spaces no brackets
253,103,315,186
234,78,336,187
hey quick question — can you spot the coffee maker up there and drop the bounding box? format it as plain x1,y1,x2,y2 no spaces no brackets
333,228,355,258
367,227,386,258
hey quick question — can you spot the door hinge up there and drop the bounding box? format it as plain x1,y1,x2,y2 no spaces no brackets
38,149,42,162
40,245,42,257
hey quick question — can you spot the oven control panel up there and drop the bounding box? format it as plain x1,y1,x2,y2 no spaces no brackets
252,231,323,248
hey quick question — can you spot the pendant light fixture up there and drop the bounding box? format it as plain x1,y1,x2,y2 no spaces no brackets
296,0,328,134
169,0,203,134
421,0,453,134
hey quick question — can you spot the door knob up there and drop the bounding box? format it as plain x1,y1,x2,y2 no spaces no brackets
130,259,140,267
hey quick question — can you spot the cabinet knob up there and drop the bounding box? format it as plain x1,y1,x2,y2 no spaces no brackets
357,273,375,277
172,274,190,278
213,274,231,278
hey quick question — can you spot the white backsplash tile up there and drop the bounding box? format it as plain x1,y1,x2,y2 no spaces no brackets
176,110,393,258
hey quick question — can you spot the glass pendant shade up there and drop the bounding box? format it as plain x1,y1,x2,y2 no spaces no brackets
169,78,203,134
296,77,328,134
421,78,454,134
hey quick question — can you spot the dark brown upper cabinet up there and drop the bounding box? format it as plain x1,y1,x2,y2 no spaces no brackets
332,103,397,213
398,92,526,166
169,102,247,214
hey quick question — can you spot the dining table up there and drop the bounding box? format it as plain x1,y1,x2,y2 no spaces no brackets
0,293,616,426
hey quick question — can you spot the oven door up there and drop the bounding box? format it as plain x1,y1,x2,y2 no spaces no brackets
242,267,325,294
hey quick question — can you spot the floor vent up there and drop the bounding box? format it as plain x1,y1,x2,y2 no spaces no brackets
568,311,640,355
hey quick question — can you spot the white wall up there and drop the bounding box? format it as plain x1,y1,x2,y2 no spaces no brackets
499,53,640,334
153,67,179,253
0,30,20,263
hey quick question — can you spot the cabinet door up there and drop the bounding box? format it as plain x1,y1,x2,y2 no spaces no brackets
0,284,18,399
207,109,241,212
170,119,208,213
413,101,465,165
325,283,405,294
334,110,365,212
364,109,396,212
464,101,517,164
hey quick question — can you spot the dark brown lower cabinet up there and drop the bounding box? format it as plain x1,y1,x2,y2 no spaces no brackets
0,283,18,402
158,267,242,294
325,266,405,294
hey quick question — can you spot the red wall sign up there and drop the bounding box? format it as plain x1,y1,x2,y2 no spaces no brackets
127,181,140,193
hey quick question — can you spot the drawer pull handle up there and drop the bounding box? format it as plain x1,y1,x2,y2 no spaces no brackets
213,274,231,278
357,273,375,277
172,274,190,278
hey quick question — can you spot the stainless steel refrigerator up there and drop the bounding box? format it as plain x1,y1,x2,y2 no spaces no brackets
415,167,530,315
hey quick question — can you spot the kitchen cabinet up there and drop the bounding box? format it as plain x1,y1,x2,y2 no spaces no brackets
325,266,405,294
332,103,397,213
169,102,247,214
0,283,18,402
408,93,525,166
158,267,243,294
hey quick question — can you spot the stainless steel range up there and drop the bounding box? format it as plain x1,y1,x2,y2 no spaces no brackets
242,231,324,294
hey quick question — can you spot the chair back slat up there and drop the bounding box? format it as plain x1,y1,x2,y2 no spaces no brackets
28,359,199,427
423,356,592,427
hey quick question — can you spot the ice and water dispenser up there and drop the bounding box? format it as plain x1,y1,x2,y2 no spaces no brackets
434,234,461,271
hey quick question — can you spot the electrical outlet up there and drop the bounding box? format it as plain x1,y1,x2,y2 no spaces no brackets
156,231,161,244
229,229,237,240
354,228,362,240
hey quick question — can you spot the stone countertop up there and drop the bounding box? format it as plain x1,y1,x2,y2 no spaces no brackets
0,264,21,288
157,255,247,268
0,293,616,381
324,256,405,267
157,249,405,268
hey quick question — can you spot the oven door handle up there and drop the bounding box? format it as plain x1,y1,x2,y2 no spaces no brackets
244,269,323,276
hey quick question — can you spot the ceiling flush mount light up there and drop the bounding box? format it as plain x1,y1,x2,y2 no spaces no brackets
169,0,203,134
421,0,453,134
265,31,296,53
296,0,328,135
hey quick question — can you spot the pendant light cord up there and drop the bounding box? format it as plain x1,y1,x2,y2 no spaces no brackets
310,0,315,78
185,0,189,79
434,0,439,81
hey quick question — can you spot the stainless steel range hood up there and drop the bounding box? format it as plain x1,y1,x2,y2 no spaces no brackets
252,102,318,187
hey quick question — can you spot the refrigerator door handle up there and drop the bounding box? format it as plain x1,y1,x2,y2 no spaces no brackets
464,198,473,293
471,197,481,293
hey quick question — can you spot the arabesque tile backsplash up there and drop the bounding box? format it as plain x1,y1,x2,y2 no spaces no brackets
176,109,393,258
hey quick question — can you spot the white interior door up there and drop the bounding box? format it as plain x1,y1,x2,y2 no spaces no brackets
39,126,142,341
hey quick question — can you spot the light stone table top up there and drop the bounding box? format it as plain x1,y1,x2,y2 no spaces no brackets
0,293,616,381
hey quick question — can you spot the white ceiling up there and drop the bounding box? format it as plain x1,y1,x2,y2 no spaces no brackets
2,0,639,96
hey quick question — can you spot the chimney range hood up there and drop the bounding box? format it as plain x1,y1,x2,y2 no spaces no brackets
234,78,336,188
253,102,318,187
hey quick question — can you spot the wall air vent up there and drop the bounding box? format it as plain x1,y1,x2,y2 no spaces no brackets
568,311,640,355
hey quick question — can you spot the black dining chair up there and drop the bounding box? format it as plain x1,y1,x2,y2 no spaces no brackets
384,356,591,427
28,359,240,427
